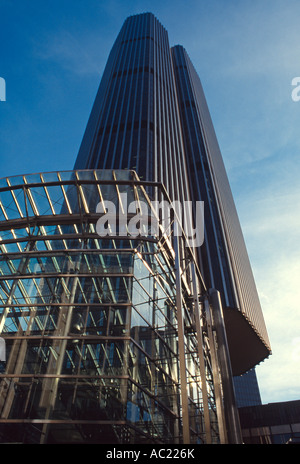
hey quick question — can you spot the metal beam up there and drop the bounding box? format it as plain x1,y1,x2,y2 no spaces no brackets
190,263,212,443
203,295,228,444
209,288,243,444
173,220,190,444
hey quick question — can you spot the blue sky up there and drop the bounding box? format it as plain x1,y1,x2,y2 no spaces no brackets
1,0,300,405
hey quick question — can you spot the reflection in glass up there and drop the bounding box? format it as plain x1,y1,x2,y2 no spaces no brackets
0,170,220,444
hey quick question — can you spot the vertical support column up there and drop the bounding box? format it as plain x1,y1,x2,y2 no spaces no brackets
190,263,212,443
209,288,242,444
0,240,36,418
173,221,190,444
203,296,227,444
40,255,82,444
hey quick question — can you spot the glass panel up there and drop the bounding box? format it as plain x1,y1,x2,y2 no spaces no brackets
0,190,20,219
0,170,218,444
7,176,25,187
23,173,42,185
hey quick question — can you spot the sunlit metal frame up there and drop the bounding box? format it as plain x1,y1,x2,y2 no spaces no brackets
0,169,228,444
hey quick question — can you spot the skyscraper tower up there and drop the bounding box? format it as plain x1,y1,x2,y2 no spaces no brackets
74,12,191,207
0,12,270,445
75,13,271,376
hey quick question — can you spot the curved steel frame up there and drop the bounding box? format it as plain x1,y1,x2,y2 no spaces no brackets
0,169,229,444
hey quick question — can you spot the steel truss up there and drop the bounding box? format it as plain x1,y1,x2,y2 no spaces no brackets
0,169,236,444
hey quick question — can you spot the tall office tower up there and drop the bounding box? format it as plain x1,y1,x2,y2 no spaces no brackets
75,14,271,380
234,369,262,408
0,13,270,445
170,46,271,378
74,12,192,208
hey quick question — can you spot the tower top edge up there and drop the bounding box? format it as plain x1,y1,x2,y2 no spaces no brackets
171,44,186,52
124,12,166,29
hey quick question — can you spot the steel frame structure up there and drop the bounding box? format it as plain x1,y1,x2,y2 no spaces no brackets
0,169,233,444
